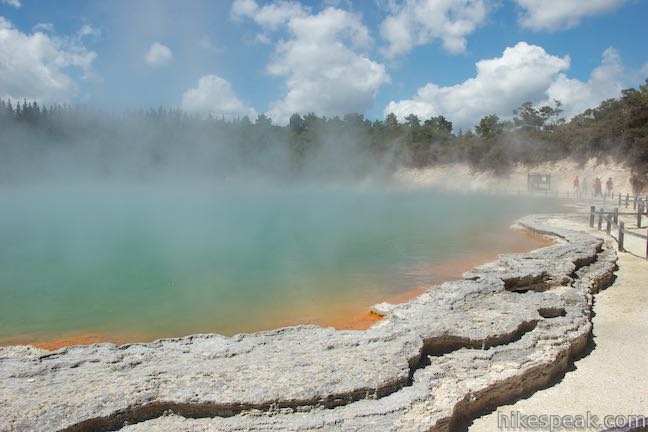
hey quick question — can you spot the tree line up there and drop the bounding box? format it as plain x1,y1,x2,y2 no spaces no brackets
1,79,647,188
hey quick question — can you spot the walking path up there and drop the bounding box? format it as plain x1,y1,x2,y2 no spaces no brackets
469,215,648,431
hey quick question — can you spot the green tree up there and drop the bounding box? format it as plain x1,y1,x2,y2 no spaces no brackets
475,114,504,139
538,99,565,131
289,113,305,134
255,113,272,127
404,113,420,129
513,102,544,131
421,115,452,141
385,112,399,130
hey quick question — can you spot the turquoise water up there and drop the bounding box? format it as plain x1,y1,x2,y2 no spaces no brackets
0,183,562,344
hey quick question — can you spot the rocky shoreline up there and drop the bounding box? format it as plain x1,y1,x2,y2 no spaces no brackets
0,214,618,432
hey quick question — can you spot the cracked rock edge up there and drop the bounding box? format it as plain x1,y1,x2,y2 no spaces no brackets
0,214,617,432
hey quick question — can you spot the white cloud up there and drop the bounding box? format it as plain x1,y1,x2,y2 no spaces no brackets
255,33,271,44
1,0,21,8
544,48,627,118
231,0,309,30
516,0,625,31
145,42,173,67
384,42,636,130
77,24,100,40
384,42,570,129
267,8,389,124
231,0,259,20
232,3,389,124
380,0,489,58
181,74,256,119
0,16,97,104
32,22,54,33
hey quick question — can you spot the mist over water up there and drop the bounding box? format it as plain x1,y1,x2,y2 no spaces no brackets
0,108,568,344
0,180,562,344
0,109,400,186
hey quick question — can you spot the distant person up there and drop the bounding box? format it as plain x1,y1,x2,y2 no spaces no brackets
594,177,602,197
606,177,614,196
631,176,642,195
581,176,588,196
573,175,580,197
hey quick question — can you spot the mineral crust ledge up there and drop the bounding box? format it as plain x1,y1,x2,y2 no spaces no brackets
0,214,618,432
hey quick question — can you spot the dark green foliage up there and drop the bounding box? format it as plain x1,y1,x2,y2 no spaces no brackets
475,114,504,139
0,79,647,186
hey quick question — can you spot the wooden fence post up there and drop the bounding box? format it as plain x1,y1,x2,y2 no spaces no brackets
618,222,624,252
606,214,611,234
637,203,643,228
590,206,595,227
634,195,637,210
598,208,604,230
618,194,622,207
626,193,629,207
614,207,619,224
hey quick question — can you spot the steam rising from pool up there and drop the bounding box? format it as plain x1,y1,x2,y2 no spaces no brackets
0,182,561,345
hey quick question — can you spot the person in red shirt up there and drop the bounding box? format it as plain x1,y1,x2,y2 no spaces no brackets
573,175,580,197
594,177,602,197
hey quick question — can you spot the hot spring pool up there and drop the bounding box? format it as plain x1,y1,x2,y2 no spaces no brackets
0,183,563,346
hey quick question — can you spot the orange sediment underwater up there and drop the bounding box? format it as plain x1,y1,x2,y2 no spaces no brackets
4,332,135,351
327,286,428,331
329,228,554,331
4,228,553,350
2,328,167,351
33,334,129,351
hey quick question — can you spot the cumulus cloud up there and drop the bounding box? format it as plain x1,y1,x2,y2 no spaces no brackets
232,2,389,124
516,0,625,31
231,0,309,30
384,42,636,130
181,74,256,120
231,0,260,20
0,16,97,104
1,0,21,8
544,48,627,118
385,42,569,129
254,33,271,44
77,24,100,40
380,0,489,58
145,42,173,67
32,22,54,33
266,8,389,124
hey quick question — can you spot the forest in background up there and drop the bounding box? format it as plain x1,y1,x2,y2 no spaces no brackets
1,79,647,190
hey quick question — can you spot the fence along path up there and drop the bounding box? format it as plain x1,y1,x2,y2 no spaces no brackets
588,192,648,259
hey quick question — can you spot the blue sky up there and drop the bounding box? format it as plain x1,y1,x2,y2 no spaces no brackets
1,0,646,129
